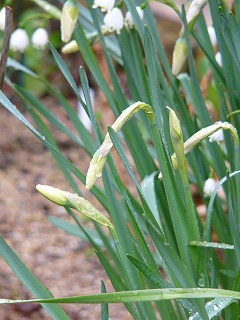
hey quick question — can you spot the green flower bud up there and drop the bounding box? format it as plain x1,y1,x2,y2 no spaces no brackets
36,184,113,229
172,37,188,76
61,0,78,43
36,184,69,206
168,107,186,179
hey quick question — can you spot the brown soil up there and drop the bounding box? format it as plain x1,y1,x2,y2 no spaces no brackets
0,91,131,320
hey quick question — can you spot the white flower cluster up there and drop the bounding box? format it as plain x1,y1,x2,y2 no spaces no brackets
0,7,49,52
7,27,49,53
92,1,144,34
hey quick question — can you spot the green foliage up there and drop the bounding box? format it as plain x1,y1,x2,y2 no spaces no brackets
1,0,240,319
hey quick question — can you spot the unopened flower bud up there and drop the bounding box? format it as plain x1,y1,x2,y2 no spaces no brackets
32,28,49,49
0,7,6,31
86,101,154,189
125,6,144,29
102,7,124,35
158,121,238,179
203,178,217,197
61,0,78,43
172,37,188,76
36,184,113,228
61,40,78,54
10,28,29,52
186,0,207,27
168,107,186,178
92,0,115,12
61,32,98,54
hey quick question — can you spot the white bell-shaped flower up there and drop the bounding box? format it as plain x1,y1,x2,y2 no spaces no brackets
102,7,124,34
0,7,6,31
10,28,29,52
203,178,217,197
125,6,144,28
209,128,224,144
207,25,217,47
92,0,114,12
32,28,49,49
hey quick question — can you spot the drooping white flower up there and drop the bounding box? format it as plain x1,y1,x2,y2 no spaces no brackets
0,7,6,31
92,0,114,12
32,28,49,49
203,178,217,197
125,6,144,28
10,28,29,52
207,25,217,47
209,128,224,144
102,7,124,34
215,52,222,67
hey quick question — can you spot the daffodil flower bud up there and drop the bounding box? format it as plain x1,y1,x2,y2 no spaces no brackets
36,184,113,229
172,37,188,76
159,121,238,179
203,178,217,197
102,7,124,35
125,7,144,29
86,101,154,189
168,107,186,172
92,0,115,12
0,7,6,31
61,0,78,43
32,28,49,49
61,40,78,54
10,28,29,52
186,0,207,28
61,32,98,54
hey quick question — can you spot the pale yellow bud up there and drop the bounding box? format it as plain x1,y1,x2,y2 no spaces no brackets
159,121,238,179
36,184,113,228
61,40,78,54
61,0,78,43
168,107,186,178
186,0,207,27
86,101,154,189
172,37,188,76
36,184,69,206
